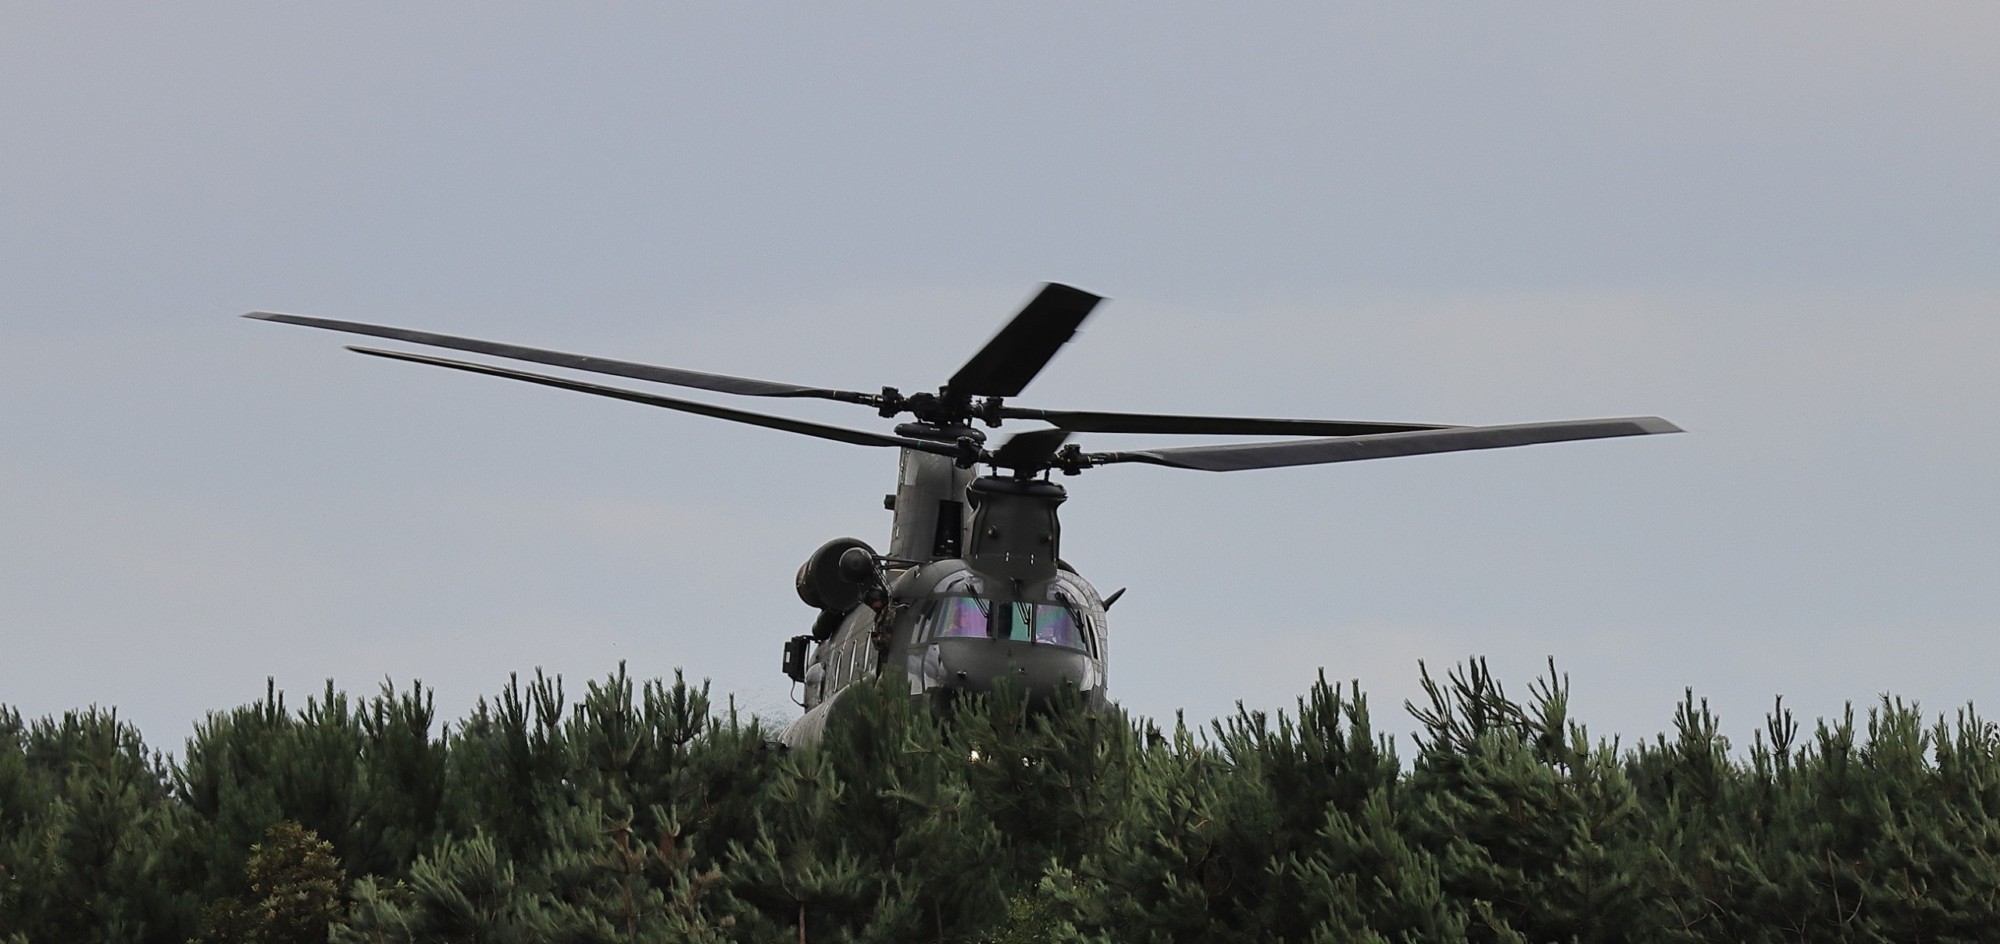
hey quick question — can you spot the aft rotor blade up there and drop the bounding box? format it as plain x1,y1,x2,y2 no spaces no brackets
946,283,1102,397
1089,417,1681,472
246,312,870,403
345,346,960,456
1003,407,1454,437
987,428,1073,471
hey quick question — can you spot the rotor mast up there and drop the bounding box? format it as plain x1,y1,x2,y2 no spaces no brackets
886,425,981,562
877,283,1101,564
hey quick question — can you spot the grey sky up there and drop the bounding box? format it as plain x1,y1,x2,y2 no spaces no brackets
4,4,1996,749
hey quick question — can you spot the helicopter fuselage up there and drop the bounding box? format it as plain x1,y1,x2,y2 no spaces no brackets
778,555,1111,747
777,445,1111,747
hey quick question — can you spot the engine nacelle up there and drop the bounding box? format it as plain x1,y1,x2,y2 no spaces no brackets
794,537,878,612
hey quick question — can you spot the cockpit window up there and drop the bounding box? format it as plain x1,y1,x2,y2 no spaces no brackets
922,595,1091,651
932,597,988,640
917,568,1102,652
1031,604,1084,648
991,602,1035,642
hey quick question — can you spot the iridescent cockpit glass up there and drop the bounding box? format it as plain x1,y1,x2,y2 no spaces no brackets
1031,605,1083,648
932,597,987,639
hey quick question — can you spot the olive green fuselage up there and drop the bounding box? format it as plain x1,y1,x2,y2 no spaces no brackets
778,443,1110,747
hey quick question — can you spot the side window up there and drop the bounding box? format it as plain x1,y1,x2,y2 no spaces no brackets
805,662,825,702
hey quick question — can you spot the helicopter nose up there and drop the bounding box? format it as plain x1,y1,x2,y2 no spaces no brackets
920,638,1098,703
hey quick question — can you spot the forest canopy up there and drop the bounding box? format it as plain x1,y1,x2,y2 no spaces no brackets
3,660,1996,943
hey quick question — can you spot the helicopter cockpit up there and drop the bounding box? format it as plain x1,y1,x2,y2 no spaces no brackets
916,570,1104,658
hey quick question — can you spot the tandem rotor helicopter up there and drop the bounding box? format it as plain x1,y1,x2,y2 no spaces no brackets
249,284,1678,746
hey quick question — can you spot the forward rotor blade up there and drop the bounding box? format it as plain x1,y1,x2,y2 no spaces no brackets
947,283,1102,397
1089,417,1681,472
344,346,960,457
987,428,1073,471
1003,407,1454,437
246,311,870,402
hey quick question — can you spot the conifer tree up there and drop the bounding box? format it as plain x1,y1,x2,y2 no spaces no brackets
1401,660,1653,942
0,705,193,943
12,659,2000,942
438,670,573,865
193,820,348,944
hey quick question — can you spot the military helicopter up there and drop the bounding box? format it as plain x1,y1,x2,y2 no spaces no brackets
247,284,1678,746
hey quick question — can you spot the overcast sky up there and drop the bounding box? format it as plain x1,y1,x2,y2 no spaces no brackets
4,4,1996,752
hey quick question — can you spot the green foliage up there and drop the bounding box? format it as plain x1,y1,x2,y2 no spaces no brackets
174,678,445,905
0,705,192,943
6,660,2000,942
194,821,348,944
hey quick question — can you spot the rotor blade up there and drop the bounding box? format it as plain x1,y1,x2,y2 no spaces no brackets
987,428,1073,471
946,283,1102,397
1088,417,1681,472
344,346,960,457
246,311,871,403
1003,407,1454,437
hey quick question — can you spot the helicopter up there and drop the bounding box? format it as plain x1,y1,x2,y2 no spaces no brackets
247,284,1678,746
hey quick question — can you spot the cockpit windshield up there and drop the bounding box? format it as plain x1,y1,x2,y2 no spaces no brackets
1030,604,1084,647
927,597,1088,649
916,572,1104,652
931,597,988,640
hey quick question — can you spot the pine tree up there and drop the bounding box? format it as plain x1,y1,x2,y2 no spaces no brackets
193,820,348,944
13,660,2000,942
1401,660,1657,942
0,705,194,943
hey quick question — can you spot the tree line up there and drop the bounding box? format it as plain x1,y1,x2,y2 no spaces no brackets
3,659,1997,943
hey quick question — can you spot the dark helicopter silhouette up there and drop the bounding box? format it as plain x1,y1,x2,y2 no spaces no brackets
247,285,1678,746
